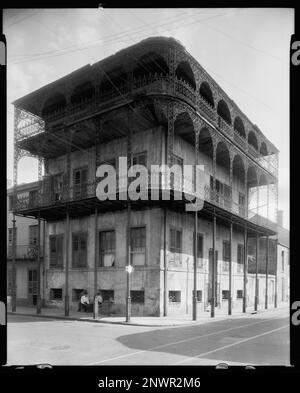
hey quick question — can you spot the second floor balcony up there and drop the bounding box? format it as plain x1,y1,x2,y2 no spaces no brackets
7,244,44,260
13,171,277,235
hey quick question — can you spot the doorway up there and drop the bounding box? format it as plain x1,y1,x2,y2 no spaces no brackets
28,269,37,305
207,249,219,307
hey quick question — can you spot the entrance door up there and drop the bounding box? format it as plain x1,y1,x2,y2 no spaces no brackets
28,269,37,305
208,249,218,306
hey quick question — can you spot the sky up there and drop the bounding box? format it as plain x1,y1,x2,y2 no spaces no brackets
4,8,293,229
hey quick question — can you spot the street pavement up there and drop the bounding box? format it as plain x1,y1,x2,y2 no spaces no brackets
6,307,290,366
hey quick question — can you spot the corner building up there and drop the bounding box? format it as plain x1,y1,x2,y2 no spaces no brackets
12,37,279,316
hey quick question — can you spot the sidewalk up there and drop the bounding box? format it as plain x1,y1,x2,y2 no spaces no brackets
7,304,289,327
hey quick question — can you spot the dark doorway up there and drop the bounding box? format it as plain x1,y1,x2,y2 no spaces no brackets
28,269,37,305
208,249,219,306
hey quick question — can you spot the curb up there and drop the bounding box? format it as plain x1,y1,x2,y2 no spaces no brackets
7,306,288,327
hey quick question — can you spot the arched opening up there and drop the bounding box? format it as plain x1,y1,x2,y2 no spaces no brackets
215,142,231,208
71,81,95,104
174,111,195,145
42,93,66,119
198,127,213,174
260,141,268,156
247,166,258,219
248,131,258,151
217,100,231,125
232,154,246,216
133,52,169,79
234,116,246,138
199,82,214,108
175,61,196,90
99,67,128,93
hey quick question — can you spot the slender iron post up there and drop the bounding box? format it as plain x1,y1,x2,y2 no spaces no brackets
193,132,198,321
65,209,70,317
42,219,46,307
211,213,216,318
254,233,259,311
265,236,269,309
11,215,16,312
163,207,167,316
36,211,41,314
125,201,131,322
228,221,233,315
274,238,278,308
93,207,98,319
193,210,198,320
243,228,247,313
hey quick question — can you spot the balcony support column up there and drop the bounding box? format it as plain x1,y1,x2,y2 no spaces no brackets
167,101,174,168
125,108,133,323
244,166,248,219
93,207,98,319
243,228,248,313
228,220,233,315
36,211,41,314
42,219,46,307
11,216,17,312
254,233,259,311
265,236,269,309
64,209,70,317
211,212,216,318
274,238,278,308
212,142,217,193
193,129,199,321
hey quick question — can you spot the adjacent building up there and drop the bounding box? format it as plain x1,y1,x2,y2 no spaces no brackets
10,36,280,317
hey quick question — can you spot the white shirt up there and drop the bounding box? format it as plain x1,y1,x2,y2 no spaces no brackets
80,295,89,304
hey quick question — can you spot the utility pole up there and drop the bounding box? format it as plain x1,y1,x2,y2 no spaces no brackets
11,215,16,312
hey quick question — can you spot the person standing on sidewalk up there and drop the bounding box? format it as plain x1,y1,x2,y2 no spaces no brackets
94,290,103,315
79,290,90,312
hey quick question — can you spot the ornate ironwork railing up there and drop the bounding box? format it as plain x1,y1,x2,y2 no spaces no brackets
7,244,44,259
233,131,247,149
218,116,233,137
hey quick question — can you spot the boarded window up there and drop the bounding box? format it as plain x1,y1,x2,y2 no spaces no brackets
72,232,87,268
100,290,114,302
169,290,181,303
99,230,115,267
130,290,144,304
49,234,63,267
222,290,230,300
50,288,63,300
237,290,243,299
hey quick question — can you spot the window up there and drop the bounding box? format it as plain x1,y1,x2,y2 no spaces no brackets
237,244,244,273
130,290,144,304
8,195,14,211
222,290,230,300
281,278,285,302
99,230,115,267
170,154,183,191
193,290,203,302
29,190,38,207
72,232,87,268
239,193,245,216
72,289,84,301
224,184,232,209
50,288,63,300
237,290,243,299
222,240,230,271
52,174,63,201
29,225,38,246
193,233,204,268
132,152,147,167
49,234,63,267
73,167,88,198
131,227,146,265
169,290,181,303
100,290,114,302
169,228,182,264
281,250,285,271
97,159,116,186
